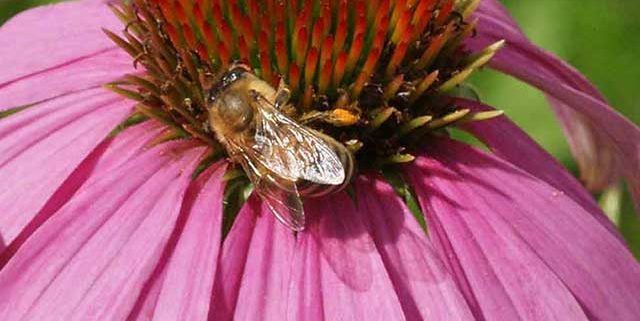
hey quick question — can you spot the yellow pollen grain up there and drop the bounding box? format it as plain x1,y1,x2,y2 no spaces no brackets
330,108,360,127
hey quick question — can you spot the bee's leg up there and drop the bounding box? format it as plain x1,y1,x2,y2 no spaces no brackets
274,79,291,110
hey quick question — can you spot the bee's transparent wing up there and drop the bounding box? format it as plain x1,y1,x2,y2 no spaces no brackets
222,95,345,231
252,98,345,186
235,153,305,231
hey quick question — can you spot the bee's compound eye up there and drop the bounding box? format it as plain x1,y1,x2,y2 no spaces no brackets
219,92,254,130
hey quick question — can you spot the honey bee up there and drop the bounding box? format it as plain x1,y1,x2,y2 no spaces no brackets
207,64,354,231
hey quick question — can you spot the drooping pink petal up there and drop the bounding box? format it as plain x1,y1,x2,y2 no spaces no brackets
230,205,296,321
212,201,316,321
469,4,623,191
0,0,132,110
285,229,325,321
213,191,412,320
148,163,227,321
353,176,475,321
254,181,473,321
72,120,167,177
502,66,640,215
128,269,168,321
0,141,205,321
0,120,165,265
125,162,226,321
305,193,407,320
20,122,199,321
0,89,132,247
476,0,522,33
455,98,621,238
0,49,134,110
407,139,640,321
307,194,375,292
473,0,606,110
210,197,261,320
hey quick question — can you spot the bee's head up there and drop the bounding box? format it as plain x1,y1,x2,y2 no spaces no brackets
212,87,255,131
207,64,256,132
207,64,251,102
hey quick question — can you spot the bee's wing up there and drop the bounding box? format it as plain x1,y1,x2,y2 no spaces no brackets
235,153,305,231
223,95,345,231
252,99,346,186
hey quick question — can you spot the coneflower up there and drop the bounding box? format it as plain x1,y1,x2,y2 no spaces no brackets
0,0,638,320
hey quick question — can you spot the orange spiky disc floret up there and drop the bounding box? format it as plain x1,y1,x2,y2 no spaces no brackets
107,0,502,168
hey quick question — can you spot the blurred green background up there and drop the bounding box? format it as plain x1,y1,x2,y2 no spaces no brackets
0,0,638,255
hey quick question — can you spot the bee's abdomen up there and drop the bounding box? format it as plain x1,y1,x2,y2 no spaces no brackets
299,141,355,198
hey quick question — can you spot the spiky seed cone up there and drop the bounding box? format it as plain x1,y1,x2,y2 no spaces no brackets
107,0,502,170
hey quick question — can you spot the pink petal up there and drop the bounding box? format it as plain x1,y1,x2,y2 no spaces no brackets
476,0,522,34
210,197,261,320
0,120,165,265
475,0,599,105
305,192,407,320
506,68,640,215
212,201,316,321
0,0,132,110
455,98,621,238
0,89,132,247
353,176,475,321
211,176,475,320
468,6,622,191
231,205,297,321
128,270,168,321
285,230,325,321
0,141,205,321
0,48,134,111
407,139,640,320
149,163,227,321
74,121,167,177
213,192,410,320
